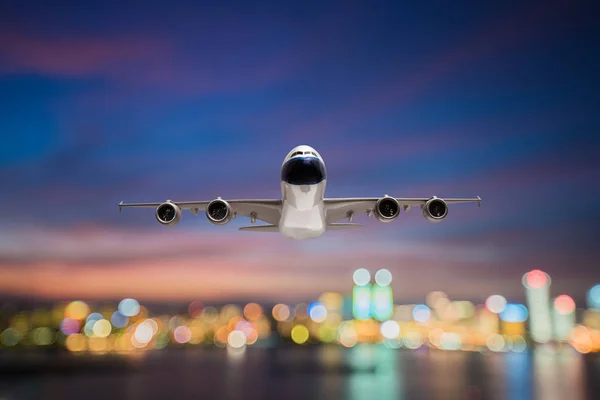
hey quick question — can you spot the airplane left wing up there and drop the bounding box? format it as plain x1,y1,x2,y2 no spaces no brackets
324,196,481,224
119,199,282,225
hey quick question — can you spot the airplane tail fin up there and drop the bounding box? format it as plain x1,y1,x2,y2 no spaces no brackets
239,225,279,232
326,223,363,230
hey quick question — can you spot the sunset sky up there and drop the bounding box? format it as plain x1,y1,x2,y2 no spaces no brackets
1,1,599,305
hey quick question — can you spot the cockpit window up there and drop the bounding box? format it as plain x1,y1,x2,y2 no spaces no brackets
281,157,326,185
291,151,303,158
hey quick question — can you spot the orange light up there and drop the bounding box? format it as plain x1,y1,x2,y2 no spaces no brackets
554,295,576,315
243,303,263,321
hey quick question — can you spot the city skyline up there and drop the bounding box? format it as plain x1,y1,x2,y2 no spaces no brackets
1,1,599,302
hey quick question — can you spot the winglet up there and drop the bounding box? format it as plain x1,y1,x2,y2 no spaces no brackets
119,201,123,212
477,196,482,207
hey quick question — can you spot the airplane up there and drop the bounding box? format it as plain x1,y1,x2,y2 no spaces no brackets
119,145,481,239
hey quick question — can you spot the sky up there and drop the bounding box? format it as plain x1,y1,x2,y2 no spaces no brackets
0,1,599,305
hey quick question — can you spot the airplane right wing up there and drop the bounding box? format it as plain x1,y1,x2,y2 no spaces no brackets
325,196,481,224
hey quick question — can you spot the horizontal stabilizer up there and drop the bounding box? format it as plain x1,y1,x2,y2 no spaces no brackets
326,223,363,230
239,225,279,232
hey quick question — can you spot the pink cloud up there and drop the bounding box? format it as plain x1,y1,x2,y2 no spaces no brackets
0,29,173,77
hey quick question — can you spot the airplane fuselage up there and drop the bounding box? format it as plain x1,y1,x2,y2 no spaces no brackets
279,146,327,239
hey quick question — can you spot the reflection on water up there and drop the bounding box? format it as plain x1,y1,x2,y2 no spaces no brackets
533,346,586,400
0,346,597,400
346,345,400,400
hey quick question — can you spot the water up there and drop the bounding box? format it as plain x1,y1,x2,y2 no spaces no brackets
0,345,598,399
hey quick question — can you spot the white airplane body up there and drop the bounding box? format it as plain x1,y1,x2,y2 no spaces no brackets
119,145,481,239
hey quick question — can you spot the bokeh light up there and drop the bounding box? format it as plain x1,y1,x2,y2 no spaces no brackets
111,311,129,328
84,320,96,337
588,285,600,309
32,327,54,346
188,301,204,318
173,326,192,344
243,303,263,321
319,292,343,311
412,304,431,323
118,298,140,317
291,325,310,344
380,320,400,339
308,302,327,323
93,319,112,338
523,269,549,289
1,328,20,346
135,322,154,344
64,301,90,320
86,312,104,324
65,334,86,352
554,295,576,315
375,269,392,286
486,334,505,352
228,330,247,348
353,268,371,286
485,295,507,314
500,304,528,323
272,303,292,322
60,318,80,335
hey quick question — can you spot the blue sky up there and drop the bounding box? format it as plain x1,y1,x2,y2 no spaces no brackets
0,1,599,303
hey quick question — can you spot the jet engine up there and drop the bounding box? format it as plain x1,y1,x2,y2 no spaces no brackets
206,198,233,225
155,202,182,226
423,197,448,222
375,196,400,223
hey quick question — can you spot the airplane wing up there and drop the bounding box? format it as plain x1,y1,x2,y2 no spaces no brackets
119,199,282,225
324,196,481,224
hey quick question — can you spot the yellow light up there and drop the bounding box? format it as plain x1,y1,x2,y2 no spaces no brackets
93,319,112,338
291,325,310,344
88,337,108,353
65,333,86,352
32,327,55,346
65,301,90,320
318,292,343,311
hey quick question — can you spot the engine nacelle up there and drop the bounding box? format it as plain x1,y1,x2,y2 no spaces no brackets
423,197,448,222
375,196,400,223
206,198,233,225
155,202,182,226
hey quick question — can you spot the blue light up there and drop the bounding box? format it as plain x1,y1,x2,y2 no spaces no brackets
111,311,129,328
412,304,431,323
588,284,600,309
118,298,140,317
86,312,104,324
499,303,528,323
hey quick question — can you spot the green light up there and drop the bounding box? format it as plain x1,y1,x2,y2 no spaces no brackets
352,285,372,320
371,285,393,321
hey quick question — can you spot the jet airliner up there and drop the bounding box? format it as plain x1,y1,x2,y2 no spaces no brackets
119,145,481,239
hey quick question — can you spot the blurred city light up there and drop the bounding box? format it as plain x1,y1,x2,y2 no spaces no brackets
500,304,528,323
353,268,371,286
291,325,309,344
118,298,140,317
380,320,400,339
485,295,507,314
588,284,600,309
0,269,599,357
412,304,431,324
554,295,576,315
374,269,392,286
